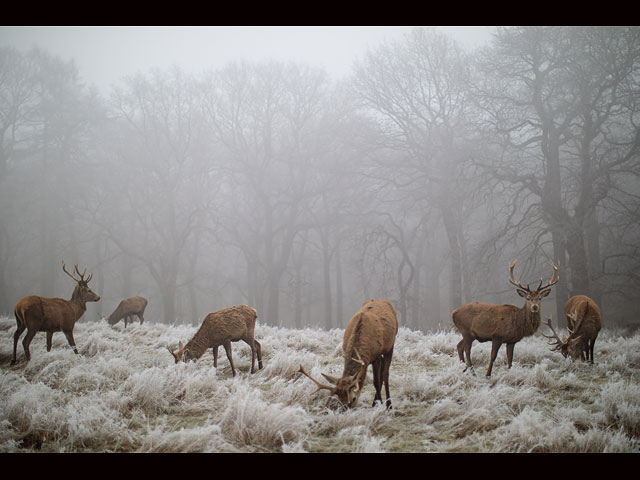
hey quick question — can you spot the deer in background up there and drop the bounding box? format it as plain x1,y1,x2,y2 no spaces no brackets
541,294,602,363
167,305,263,377
105,296,147,327
452,259,559,377
298,299,398,409
11,262,101,365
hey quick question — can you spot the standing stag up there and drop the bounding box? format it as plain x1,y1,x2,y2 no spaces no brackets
298,299,398,409
541,294,602,363
167,305,263,377
11,262,101,365
105,296,147,327
452,259,559,377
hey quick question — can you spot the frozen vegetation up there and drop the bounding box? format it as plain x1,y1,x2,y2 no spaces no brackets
1,315,639,453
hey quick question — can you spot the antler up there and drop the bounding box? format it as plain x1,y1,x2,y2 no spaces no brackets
509,259,559,293
566,310,584,337
541,316,566,351
167,346,178,362
298,365,335,395
538,260,559,293
350,348,367,383
508,259,530,292
62,261,81,282
62,261,93,283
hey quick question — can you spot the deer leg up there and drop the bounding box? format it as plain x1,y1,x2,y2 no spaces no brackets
254,339,263,370
462,335,475,374
212,346,218,368
223,341,236,377
11,323,26,365
243,338,256,374
506,343,515,368
371,357,383,406
46,331,54,352
138,313,144,325
382,349,393,409
486,337,503,377
457,338,465,362
590,336,597,364
63,330,79,355
22,329,37,362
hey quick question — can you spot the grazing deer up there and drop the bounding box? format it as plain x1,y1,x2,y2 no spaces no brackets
106,296,147,327
11,262,101,365
167,305,263,377
452,259,559,377
541,294,602,363
298,299,398,409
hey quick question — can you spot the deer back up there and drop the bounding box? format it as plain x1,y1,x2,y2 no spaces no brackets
343,299,397,371
452,302,523,341
15,295,86,331
109,296,147,323
180,305,257,359
565,295,602,340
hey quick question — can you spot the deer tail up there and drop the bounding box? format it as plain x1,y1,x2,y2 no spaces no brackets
14,306,26,328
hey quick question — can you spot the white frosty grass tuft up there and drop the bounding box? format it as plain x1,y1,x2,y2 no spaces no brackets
598,380,640,437
219,381,311,450
139,420,239,453
1,315,639,452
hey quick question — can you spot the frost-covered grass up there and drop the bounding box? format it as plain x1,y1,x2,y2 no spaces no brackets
1,315,639,452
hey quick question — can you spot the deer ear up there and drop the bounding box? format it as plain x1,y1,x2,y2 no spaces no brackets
517,289,528,298
540,289,551,298
179,341,184,350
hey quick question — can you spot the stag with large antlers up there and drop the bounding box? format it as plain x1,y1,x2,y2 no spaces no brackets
167,305,263,376
298,299,398,409
541,295,602,363
10,262,100,365
452,259,559,377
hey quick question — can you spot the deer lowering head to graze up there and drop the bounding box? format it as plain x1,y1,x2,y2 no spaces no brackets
167,305,263,377
106,296,147,327
10,262,100,365
452,259,559,377
298,299,398,409
541,295,602,363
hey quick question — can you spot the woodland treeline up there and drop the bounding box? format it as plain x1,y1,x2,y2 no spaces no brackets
1,26,639,331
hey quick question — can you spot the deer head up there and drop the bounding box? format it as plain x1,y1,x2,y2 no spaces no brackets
62,261,100,303
508,259,559,314
298,349,368,408
167,341,195,363
541,314,583,359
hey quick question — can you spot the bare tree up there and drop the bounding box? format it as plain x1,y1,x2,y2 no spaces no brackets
352,28,480,315
474,26,640,325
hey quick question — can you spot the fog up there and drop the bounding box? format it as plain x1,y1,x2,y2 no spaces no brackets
1,26,639,331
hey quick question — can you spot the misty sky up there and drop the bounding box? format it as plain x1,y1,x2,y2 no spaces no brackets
0,26,495,93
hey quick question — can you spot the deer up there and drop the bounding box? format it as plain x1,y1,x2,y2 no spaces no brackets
298,299,398,409
10,261,101,365
452,259,559,377
167,305,263,377
105,296,148,327
541,294,602,363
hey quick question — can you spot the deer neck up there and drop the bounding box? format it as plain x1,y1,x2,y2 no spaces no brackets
184,334,208,360
518,305,541,336
69,289,88,318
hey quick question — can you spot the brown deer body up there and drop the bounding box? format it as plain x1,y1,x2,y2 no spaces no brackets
542,295,602,363
168,305,263,376
452,259,558,377
106,296,147,327
11,262,100,365
298,299,398,409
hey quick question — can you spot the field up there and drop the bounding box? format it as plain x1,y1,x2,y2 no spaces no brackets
1,315,639,453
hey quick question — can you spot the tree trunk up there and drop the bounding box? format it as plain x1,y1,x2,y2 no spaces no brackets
334,240,344,328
